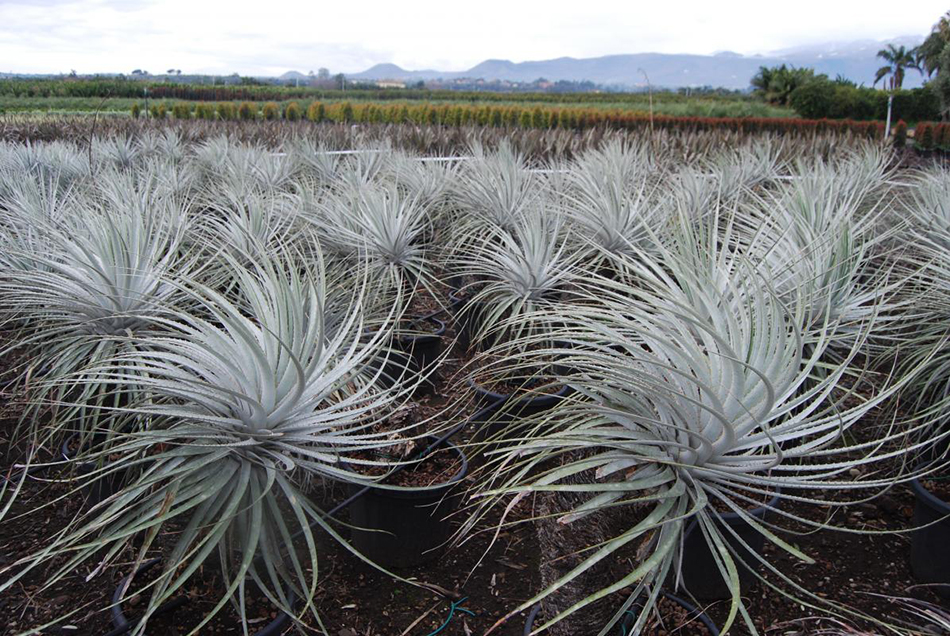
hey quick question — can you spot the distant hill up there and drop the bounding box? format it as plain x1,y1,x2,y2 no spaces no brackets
353,63,443,82
347,37,928,89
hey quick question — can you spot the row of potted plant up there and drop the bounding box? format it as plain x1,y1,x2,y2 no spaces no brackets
0,131,947,636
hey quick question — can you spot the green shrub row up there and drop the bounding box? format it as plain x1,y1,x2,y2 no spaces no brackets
789,83,939,122
0,78,754,106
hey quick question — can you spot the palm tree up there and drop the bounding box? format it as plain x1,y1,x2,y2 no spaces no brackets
750,66,773,95
875,44,922,136
750,65,816,105
917,12,950,78
874,44,918,90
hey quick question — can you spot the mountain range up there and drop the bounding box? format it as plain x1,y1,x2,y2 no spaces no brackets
341,37,926,90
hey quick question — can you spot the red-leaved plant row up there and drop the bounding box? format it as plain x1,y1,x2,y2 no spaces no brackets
140,100,887,139
912,121,950,151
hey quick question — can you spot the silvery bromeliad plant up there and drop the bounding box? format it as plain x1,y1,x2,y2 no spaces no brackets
289,137,345,184
0,244,429,635
459,246,929,635
752,178,874,315
738,150,909,363
559,144,666,268
0,172,200,454
450,139,539,236
894,166,950,449
304,180,433,297
453,207,582,353
194,186,302,277
386,152,458,213
0,140,89,195
216,142,302,195
702,140,785,203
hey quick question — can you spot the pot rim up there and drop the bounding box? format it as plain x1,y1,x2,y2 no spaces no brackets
399,316,447,342
342,435,469,499
911,474,950,513
681,488,783,542
467,376,570,407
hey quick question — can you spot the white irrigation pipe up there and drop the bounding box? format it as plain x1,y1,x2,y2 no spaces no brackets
416,156,472,163
270,149,385,157
270,150,473,162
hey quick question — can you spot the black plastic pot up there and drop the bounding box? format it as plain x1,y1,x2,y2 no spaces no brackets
453,294,564,353
468,377,571,424
910,475,950,598
398,316,446,392
447,290,467,311
61,434,130,506
347,436,468,569
465,379,571,466
110,558,294,636
445,274,466,295
373,317,446,395
452,296,483,352
523,591,720,635
676,491,782,600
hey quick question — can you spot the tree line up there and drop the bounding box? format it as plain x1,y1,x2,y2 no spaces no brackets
751,14,950,122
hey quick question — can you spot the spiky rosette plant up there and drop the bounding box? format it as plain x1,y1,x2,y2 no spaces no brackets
192,136,233,177
192,186,302,280
93,159,200,220
741,156,906,352
139,128,188,166
385,152,458,221
459,253,929,636
893,166,950,446
338,146,391,189
0,140,90,193
904,166,950,250
450,140,539,239
798,144,893,220
93,135,142,171
289,137,345,184
220,143,302,195
454,207,581,353
0,174,200,441
0,165,78,274
303,180,433,300
571,138,657,191
703,139,785,203
666,165,720,220
0,245,428,635
560,165,665,268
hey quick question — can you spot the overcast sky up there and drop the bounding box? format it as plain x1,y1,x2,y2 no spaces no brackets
0,0,944,76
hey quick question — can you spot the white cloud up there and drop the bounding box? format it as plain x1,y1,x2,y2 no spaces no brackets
0,0,944,75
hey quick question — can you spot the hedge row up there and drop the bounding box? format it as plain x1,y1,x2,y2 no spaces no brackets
134,100,884,138
789,84,939,123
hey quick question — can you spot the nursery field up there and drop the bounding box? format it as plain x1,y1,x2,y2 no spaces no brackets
0,122,949,636
0,95,797,120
